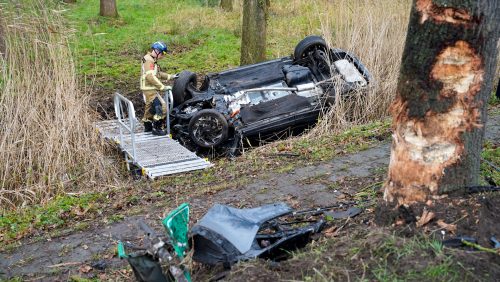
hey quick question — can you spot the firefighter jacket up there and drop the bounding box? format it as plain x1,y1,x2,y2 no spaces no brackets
140,54,173,91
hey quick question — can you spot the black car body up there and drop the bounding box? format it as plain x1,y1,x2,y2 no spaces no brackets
169,36,372,154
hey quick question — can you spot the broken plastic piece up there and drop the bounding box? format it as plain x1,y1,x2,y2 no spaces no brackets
162,203,190,259
117,217,191,282
442,236,477,248
324,207,362,219
490,236,500,249
117,241,127,259
191,202,325,266
465,186,500,194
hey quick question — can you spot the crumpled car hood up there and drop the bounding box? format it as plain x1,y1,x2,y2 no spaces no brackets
192,202,292,254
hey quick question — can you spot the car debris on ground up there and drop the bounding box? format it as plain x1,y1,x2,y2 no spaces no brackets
117,202,361,281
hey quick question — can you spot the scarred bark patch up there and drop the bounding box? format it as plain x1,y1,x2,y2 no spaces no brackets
416,0,472,25
384,41,483,205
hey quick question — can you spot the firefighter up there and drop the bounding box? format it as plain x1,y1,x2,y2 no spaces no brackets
140,41,176,136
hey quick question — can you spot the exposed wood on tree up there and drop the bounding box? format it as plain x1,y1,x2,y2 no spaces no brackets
100,0,118,18
384,0,500,205
240,0,267,65
220,0,233,11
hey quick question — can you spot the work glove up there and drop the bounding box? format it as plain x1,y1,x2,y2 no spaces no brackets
160,85,172,91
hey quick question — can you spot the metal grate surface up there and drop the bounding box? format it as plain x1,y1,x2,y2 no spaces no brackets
95,119,144,141
95,120,211,179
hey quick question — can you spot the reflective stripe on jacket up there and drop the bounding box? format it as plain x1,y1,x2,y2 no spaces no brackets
140,54,165,91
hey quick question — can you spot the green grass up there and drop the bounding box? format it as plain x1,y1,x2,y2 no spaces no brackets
0,193,105,245
226,230,470,281
369,235,460,281
489,89,499,106
480,140,499,185
290,119,391,161
67,0,241,88
66,0,319,90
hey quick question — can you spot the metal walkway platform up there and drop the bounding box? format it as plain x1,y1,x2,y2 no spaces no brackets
95,93,211,179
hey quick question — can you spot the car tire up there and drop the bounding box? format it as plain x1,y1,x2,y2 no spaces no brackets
293,35,328,61
172,70,197,106
188,109,229,148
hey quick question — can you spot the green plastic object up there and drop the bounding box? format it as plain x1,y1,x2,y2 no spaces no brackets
162,203,190,259
117,241,127,259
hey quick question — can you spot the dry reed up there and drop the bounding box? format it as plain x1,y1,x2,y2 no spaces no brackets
0,1,115,210
311,0,411,134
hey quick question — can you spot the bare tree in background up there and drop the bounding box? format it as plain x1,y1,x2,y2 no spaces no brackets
220,0,233,11
240,0,267,65
100,0,118,18
384,0,500,206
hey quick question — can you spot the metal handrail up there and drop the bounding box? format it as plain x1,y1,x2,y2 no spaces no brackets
114,92,137,161
164,89,173,136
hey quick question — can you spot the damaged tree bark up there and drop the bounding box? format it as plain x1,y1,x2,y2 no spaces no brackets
384,0,500,205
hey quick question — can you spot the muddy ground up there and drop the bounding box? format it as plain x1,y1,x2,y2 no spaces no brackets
1,114,499,281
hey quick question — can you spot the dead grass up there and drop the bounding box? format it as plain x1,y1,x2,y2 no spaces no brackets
312,0,411,134
0,1,116,210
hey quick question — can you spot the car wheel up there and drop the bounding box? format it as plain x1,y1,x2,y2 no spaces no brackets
293,35,328,61
172,70,197,106
188,109,229,148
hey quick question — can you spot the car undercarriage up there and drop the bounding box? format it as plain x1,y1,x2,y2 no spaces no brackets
169,36,372,155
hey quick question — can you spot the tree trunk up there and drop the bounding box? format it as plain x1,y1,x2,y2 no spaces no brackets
384,0,500,205
220,0,233,11
100,0,118,18
240,0,267,65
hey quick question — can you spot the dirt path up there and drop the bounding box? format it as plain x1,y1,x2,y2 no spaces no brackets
0,146,390,280
1,114,498,280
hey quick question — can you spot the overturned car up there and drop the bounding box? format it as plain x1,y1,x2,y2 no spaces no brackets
169,36,372,154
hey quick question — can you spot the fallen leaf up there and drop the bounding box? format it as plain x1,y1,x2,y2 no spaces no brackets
72,206,89,216
395,218,405,226
416,210,435,227
437,219,457,234
79,264,92,273
323,226,338,237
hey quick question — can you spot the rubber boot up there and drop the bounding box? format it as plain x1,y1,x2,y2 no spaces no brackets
144,121,153,132
152,121,168,136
